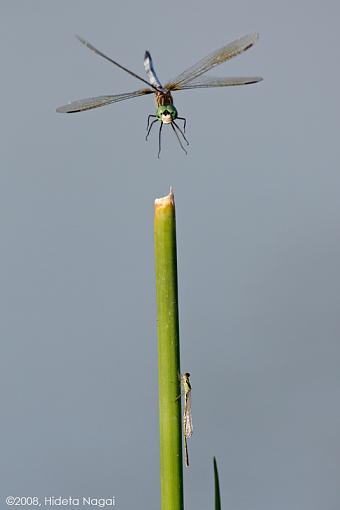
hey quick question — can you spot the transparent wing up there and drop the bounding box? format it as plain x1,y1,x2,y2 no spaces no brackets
165,33,259,90
56,88,152,113
183,392,193,438
172,75,263,91
76,35,157,90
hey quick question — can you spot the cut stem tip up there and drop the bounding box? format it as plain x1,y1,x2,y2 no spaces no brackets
154,188,175,209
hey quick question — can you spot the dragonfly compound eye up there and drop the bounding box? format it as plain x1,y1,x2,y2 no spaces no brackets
168,105,178,120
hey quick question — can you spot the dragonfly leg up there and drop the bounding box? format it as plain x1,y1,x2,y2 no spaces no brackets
146,114,157,132
171,123,188,155
158,122,164,159
176,116,187,133
146,118,158,141
173,121,189,146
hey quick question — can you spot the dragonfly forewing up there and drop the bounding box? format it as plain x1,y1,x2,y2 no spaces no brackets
165,32,259,90
144,51,166,92
76,35,157,90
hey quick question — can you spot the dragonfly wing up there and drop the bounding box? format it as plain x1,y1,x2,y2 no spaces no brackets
76,35,158,90
144,51,166,92
56,88,153,113
165,33,259,90
173,75,263,91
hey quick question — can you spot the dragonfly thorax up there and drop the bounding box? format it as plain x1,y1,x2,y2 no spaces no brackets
156,104,178,124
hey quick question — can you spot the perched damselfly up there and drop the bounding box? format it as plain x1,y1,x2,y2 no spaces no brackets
180,372,193,468
56,34,262,157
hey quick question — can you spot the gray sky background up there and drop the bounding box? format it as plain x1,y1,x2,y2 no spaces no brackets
1,1,340,509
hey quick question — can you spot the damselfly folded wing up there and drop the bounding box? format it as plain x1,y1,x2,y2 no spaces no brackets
56,89,152,113
165,33,260,91
183,391,193,438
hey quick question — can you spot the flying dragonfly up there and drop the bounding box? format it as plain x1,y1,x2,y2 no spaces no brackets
56,34,262,157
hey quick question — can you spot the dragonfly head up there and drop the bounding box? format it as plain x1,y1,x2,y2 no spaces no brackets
156,104,178,124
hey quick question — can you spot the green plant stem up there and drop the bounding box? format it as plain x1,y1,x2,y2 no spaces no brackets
154,189,183,510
